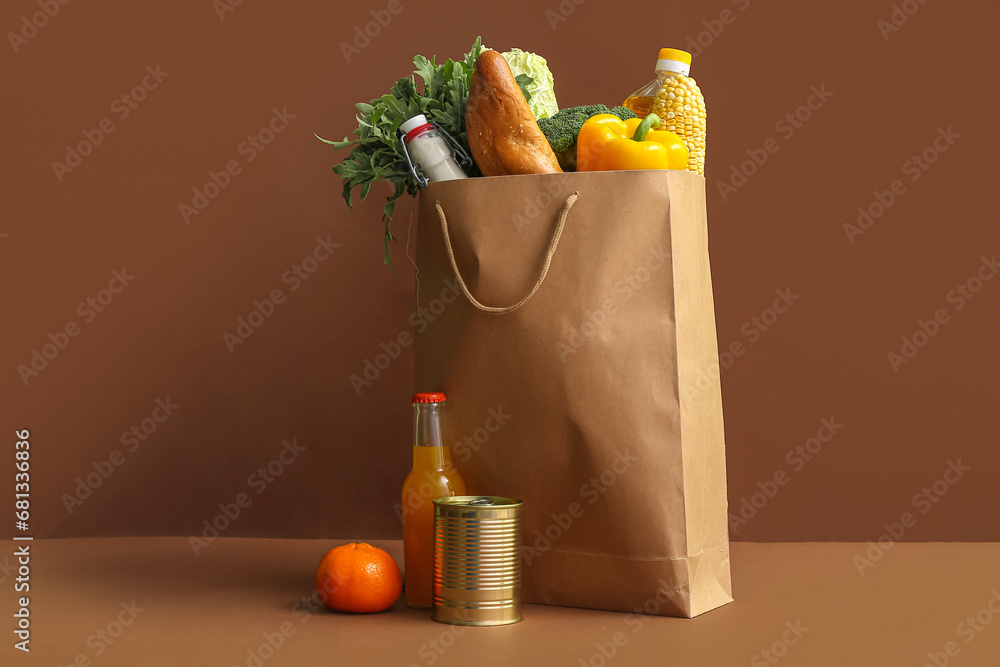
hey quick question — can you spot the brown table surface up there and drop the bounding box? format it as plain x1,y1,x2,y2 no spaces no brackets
4,539,999,666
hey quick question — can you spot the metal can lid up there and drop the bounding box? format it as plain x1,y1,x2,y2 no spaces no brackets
434,495,522,508
434,496,523,519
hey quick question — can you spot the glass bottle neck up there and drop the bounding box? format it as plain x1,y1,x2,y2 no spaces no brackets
413,403,444,448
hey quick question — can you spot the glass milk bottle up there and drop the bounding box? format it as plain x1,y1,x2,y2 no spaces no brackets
400,115,469,182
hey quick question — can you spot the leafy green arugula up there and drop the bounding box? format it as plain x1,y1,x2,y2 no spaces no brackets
319,37,496,271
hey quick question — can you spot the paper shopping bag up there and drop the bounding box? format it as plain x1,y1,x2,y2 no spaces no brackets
414,169,732,618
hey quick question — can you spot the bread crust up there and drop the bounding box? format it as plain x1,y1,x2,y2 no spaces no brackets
465,50,562,176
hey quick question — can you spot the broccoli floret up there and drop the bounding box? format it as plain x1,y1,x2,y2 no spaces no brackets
554,147,577,172
537,104,612,153
609,106,637,121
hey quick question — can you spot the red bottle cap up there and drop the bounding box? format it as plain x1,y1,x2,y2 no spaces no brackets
403,123,434,144
412,392,447,403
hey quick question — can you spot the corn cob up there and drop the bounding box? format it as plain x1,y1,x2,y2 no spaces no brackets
649,75,707,175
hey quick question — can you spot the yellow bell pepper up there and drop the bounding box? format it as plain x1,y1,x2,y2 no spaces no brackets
577,113,689,172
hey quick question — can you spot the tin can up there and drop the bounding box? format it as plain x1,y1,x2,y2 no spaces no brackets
432,496,523,626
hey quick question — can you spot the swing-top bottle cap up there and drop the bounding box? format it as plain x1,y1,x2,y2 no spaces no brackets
400,114,429,135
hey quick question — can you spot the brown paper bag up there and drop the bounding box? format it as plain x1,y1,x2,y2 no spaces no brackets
414,170,732,618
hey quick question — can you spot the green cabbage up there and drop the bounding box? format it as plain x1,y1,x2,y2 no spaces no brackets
501,48,559,120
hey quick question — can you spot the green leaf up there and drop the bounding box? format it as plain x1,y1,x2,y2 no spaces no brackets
383,233,396,274
414,55,437,96
381,179,408,273
340,179,354,210
315,133,360,150
391,76,417,102
382,178,405,225
380,94,408,120
441,58,454,86
514,74,534,104
463,36,484,71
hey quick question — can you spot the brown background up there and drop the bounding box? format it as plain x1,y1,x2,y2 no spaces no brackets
1,0,997,543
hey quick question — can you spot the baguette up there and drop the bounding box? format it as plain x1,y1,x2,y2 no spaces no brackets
465,50,562,176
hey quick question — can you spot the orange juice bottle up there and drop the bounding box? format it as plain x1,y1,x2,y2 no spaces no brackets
401,392,466,608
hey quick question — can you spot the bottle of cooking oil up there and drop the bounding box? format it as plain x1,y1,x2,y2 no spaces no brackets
623,48,707,174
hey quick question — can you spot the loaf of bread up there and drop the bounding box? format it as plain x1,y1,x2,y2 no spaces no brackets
465,50,562,176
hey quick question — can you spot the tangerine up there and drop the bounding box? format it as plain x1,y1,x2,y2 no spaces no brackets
315,542,402,613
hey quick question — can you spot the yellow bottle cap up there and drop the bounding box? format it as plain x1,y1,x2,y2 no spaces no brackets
658,48,692,65
655,48,692,75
